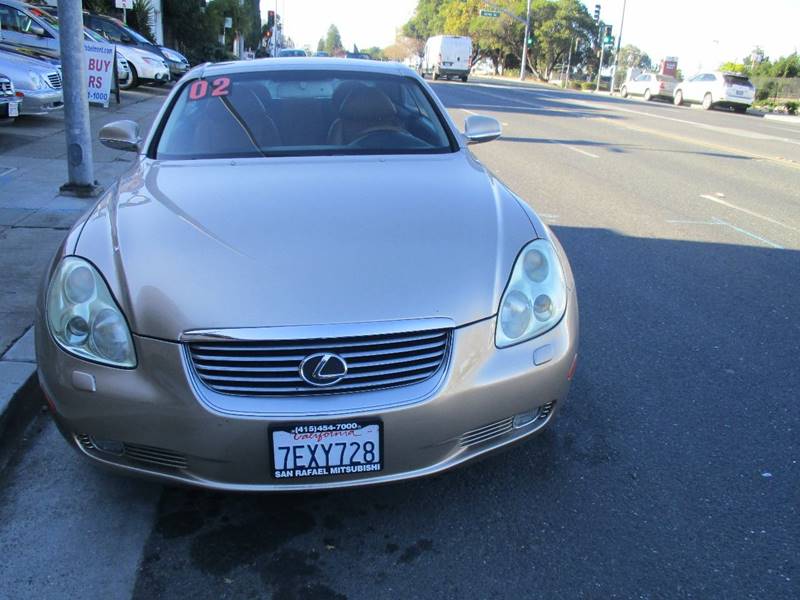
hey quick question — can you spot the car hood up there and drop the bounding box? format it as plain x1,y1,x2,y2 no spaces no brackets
0,49,57,73
117,45,163,62
75,153,537,340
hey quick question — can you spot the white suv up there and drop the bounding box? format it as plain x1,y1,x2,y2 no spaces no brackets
673,71,755,113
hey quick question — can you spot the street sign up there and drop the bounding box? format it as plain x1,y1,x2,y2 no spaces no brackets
114,0,133,8
224,17,233,29
84,41,115,108
479,9,501,17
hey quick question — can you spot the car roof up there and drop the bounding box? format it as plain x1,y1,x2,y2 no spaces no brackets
194,57,414,79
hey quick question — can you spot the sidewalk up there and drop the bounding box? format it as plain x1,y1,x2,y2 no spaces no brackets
0,87,169,437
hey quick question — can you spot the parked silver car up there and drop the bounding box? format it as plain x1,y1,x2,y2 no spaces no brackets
0,72,20,120
0,48,61,114
36,59,579,491
674,71,756,112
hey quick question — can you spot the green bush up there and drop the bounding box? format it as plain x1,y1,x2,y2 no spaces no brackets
786,101,799,115
580,82,594,91
569,80,583,90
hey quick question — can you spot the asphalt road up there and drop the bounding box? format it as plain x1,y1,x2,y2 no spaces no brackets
1,81,798,600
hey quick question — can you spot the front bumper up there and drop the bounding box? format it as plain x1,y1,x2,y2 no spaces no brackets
0,99,20,120
137,62,170,83
37,296,578,491
18,88,63,115
167,60,190,77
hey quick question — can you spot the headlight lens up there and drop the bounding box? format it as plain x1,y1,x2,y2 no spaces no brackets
496,239,567,348
29,71,44,90
46,257,136,367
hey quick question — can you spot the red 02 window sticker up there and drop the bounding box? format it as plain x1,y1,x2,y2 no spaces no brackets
188,77,231,100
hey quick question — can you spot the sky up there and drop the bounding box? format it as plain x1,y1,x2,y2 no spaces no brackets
260,0,800,71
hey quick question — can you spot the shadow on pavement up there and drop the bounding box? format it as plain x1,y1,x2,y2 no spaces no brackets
126,228,798,599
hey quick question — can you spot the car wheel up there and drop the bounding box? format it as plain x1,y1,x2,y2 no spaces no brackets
733,104,747,114
120,64,138,89
461,75,468,82
702,93,713,110
644,88,652,101
620,85,628,98
673,90,683,106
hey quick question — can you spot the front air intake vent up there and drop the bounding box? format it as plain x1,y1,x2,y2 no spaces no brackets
123,443,188,470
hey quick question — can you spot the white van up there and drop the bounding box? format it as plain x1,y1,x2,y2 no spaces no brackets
420,35,472,82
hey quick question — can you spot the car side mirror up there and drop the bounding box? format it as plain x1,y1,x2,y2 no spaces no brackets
99,120,141,152
121,33,132,44
30,25,46,37
463,115,501,145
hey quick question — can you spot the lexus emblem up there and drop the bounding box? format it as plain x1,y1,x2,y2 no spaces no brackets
299,353,348,387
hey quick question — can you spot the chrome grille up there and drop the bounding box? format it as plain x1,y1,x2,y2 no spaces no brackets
46,71,62,89
0,78,12,96
188,328,451,396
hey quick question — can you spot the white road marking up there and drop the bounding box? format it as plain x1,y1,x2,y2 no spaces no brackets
556,143,599,158
699,194,800,233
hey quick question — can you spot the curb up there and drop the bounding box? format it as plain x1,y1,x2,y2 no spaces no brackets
0,327,42,463
763,113,800,126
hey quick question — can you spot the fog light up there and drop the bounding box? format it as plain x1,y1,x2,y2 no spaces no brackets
513,408,541,428
92,438,124,455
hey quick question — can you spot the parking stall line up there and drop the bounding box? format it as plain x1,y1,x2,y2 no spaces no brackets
699,194,800,234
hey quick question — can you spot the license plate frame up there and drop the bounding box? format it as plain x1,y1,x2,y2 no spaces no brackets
270,420,383,480
8,102,18,118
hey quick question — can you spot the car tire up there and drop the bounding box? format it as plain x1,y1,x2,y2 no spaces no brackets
460,75,468,82
644,88,652,101
733,105,747,114
702,93,713,110
620,85,628,98
433,71,440,81
120,64,138,89
673,90,683,106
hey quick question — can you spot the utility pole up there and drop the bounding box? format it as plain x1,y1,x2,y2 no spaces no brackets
610,0,627,93
57,0,98,197
519,0,532,81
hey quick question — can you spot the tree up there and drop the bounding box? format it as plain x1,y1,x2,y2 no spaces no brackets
317,38,325,52
127,0,155,43
719,61,747,74
383,43,411,62
324,24,344,55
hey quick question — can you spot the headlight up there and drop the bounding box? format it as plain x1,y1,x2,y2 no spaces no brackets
46,257,136,367
496,239,567,348
29,71,44,90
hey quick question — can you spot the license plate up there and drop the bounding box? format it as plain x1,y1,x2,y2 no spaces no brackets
8,102,18,118
735,90,743,96
271,421,382,480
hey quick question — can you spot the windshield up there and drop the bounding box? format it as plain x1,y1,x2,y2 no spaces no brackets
155,70,456,160
108,17,151,44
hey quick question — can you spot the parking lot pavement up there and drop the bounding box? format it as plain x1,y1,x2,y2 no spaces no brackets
0,86,170,358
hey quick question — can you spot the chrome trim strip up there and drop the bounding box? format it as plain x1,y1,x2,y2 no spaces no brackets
181,317,456,342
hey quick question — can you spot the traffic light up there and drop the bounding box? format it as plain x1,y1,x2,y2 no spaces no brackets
603,24,613,46
594,4,600,21
267,10,275,29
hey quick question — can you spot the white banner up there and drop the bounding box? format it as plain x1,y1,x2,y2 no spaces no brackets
84,41,115,107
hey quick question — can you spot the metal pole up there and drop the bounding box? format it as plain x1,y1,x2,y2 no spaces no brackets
595,43,605,92
57,0,98,196
565,37,574,88
272,0,278,56
610,0,627,93
519,0,531,81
